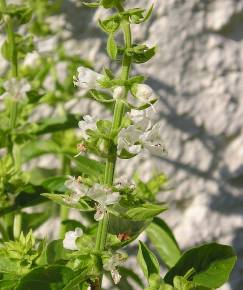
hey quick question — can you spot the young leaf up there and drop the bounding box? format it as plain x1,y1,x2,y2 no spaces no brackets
146,217,181,268
125,203,167,221
133,46,157,64
164,243,237,288
137,241,160,280
99,16,121,34
107,33,118,60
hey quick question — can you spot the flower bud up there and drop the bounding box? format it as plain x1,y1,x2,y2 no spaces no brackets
113,86,126,100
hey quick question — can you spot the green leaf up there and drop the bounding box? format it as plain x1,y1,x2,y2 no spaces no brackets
72,155,105,178
33,114,80,135
137,241,160,280
83,1,100,8
62,268,89,290
133,46,157,64
107,33,118,60
0,279,17,289
164,243,237,288
0,185,46,217
119,267,144,288
1,4,32,24
21,140,61,162
1,40,12,61
131,4,154,24
0,254,21,274
146,217,181,268
89,89,114,104
42,176,67,192
15,265,76,290
96,119,112,137
125,203,167,221
99,15,121,33
22,211,50,233
173,276,210,290
46,240,69,264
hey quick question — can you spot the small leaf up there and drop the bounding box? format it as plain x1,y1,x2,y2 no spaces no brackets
99,16,121,33
107,33,118,60
83,1,100,8
42,176,67,192
125,203,167,221
137,241,160,280
133,46,157,64
164,243,237,288
146,217,181,268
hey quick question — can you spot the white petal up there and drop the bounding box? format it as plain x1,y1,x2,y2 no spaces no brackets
63,228,82,250
94,204,106,221
64,176,88,197
74,67,102,90
129,144,142,154
113,86,126,100
111,269,121,285
88,183,107,204
105,192,120,205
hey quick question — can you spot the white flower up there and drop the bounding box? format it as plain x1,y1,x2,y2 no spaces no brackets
64,176,89,204
63,228,83,251
88,183,120,221
128,84,157,108
127,109,151,131
117,125,142,155
73,67,103,90
103,253,127,285
118,122,166,156
113,86,126,100
114,177,135,191
139,123,166,155
78,115,97,140
1,78,31,101
135,84,157,103
23,51,40,67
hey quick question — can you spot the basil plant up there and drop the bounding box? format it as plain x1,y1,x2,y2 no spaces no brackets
0,0,236,289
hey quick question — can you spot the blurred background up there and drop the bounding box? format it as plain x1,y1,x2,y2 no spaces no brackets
2,0,242,289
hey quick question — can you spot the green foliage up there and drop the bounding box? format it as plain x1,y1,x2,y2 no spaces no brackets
146,217,181,268
164,243,237,288
137,241,160,279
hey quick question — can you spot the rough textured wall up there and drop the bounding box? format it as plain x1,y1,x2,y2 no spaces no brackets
38,0,243,289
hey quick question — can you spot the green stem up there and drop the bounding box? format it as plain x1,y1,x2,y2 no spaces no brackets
59,155,70,238
13,212,22,239
94,6,132,289
0,0,18,77
1,0,21,240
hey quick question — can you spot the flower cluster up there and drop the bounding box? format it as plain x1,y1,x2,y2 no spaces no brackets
64,176,120,221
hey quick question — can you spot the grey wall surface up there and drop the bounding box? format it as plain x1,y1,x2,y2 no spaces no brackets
62,0,243,289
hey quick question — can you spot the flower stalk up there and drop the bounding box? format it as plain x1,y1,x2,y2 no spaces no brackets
94,4,132,288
